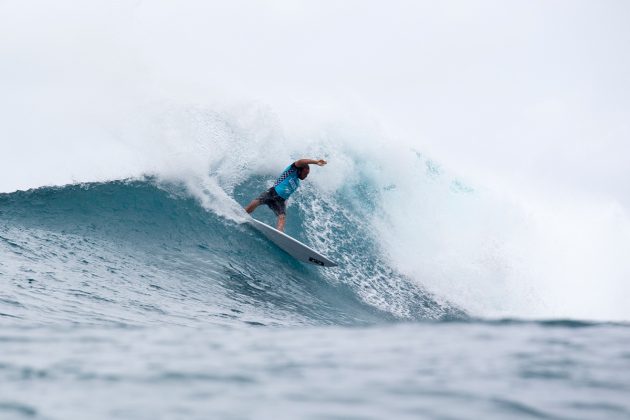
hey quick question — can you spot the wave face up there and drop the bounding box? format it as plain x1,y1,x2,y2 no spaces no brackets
3,100,629,322
0,179,464,327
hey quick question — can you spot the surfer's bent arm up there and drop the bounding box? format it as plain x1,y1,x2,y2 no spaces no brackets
295,159,327,167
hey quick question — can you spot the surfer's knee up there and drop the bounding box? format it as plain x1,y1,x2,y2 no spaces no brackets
245,200,260,214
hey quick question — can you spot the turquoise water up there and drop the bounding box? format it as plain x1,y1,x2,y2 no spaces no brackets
1,180,629,419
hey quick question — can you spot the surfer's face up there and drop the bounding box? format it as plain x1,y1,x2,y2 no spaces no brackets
298,166,310,180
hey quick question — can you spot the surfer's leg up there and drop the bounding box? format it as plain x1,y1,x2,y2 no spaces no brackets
276,214,286,232
244,199,261,214
274,197,287,231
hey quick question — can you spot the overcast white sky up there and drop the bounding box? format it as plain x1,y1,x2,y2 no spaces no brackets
1,0,629,209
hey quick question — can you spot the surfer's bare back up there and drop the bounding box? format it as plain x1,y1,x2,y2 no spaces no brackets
244,159,327,232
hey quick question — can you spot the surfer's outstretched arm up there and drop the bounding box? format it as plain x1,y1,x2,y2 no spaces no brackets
295,159,327,167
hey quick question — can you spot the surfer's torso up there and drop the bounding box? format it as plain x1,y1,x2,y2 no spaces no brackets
273,163,300,199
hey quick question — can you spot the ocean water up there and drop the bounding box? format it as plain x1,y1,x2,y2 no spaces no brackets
2,179,629,419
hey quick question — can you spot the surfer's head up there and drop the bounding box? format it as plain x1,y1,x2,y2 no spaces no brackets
298,165,310,180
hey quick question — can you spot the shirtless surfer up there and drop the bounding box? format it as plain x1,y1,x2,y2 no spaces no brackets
244,159,327,232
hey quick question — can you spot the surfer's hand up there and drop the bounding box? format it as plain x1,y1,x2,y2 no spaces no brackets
316,160,327,166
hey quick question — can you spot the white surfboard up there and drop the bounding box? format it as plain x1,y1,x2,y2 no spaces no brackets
249,218,338,267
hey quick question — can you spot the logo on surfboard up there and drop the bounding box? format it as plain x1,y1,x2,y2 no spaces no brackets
308,257,325,266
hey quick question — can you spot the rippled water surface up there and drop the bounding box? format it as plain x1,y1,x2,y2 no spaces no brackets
2,322,630,419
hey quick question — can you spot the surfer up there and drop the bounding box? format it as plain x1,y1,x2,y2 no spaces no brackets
244,159,327,232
